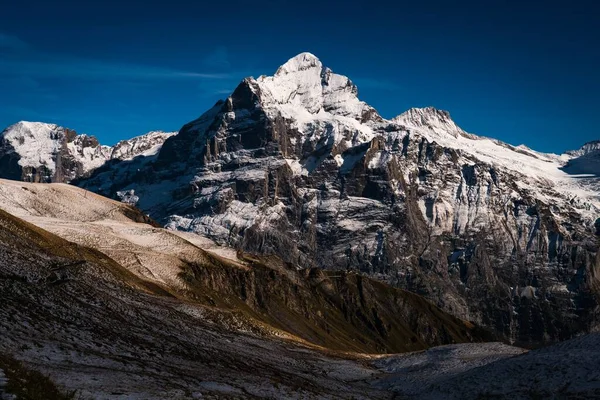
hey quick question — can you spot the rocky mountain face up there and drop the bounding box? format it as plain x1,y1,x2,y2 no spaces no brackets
2,179,599,399
0,121,174,183
53,53,600,347
0,179,496,398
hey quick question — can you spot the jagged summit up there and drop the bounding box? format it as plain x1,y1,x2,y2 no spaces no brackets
110,130,176,160
275,52,322,75
393,106,466,138
567,140,600,157
237,52,382,153
395,106,453,122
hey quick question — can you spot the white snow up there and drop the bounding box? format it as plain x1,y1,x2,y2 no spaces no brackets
254,53,376,152
1,121,63,172
284,158,308,175
391,107,600,222
0,121,175,181
66,136,112,173
110,131,176,160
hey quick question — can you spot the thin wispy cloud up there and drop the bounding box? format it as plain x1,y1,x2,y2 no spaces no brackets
196,85,236,99
0,57,233,81
0,32,29,51
0,32,235,82
203,47,231,69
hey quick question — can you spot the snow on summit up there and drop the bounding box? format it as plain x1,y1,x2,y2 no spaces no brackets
257,52,374,118
274,52,322,75
0,121,175,183
1,121,65,173
249,53,600,215
253,52,378,150
393,107,468,138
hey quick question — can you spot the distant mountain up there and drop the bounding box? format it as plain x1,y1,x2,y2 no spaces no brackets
0,121,174,183
561,140,600,176
566,140,600,157
6,52,600,348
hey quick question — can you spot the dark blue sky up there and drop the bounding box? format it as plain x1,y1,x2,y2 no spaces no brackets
0,0,597,153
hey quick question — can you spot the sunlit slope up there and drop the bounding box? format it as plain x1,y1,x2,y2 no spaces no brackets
0,178,491,353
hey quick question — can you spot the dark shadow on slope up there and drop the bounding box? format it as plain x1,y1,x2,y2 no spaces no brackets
71,152,161,198
560,150,600,177
0,208,391,398
177,250,495,354
0,140,24,181
0,353,77,400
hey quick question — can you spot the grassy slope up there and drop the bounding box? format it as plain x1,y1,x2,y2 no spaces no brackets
177,251,494,353
0,204,492,356
0,208,172,298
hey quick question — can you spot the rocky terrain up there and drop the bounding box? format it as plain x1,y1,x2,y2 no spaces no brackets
0,121,174,183
0,178,486,398
0,194,385,399
1,178,600,399
373,334,600,399
0,179,490,354
68,52,600,348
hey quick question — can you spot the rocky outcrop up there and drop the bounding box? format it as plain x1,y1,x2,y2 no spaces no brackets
76,52,600,347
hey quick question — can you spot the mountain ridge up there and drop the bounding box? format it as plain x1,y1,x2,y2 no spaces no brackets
0,120,175,183
2,52,600,347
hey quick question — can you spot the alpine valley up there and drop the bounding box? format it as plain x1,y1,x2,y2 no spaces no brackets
1,52,600,399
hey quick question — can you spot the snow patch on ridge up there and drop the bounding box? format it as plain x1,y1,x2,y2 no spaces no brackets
392,107,600,218
1,121,64,172
0,121,176,181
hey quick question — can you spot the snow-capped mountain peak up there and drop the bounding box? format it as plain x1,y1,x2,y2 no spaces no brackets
274,52,322,76
566,140,600,157
0,121,175,182
247,53,380,152
256,52,375,118
393,106,467,138
1,121,64,173
110,130,177,159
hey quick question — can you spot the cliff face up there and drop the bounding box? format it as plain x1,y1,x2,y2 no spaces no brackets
76,53,600,347
0,180,488,358
0,178,596,400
